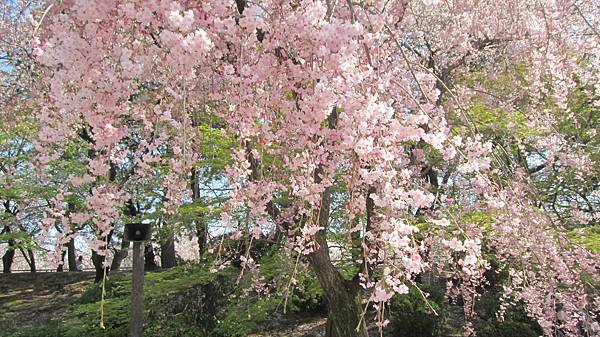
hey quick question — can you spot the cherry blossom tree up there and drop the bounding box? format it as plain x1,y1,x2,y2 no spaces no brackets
32,0,599,336
1,0,49,273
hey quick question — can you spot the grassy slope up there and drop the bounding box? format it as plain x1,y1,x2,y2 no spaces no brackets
3,263,283,337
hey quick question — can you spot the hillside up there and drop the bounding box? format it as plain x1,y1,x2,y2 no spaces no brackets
1,258,549,337
1,271,96,330
0,264,329,337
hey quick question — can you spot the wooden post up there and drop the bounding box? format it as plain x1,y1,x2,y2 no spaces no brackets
130,241,144,337
125,222,151,337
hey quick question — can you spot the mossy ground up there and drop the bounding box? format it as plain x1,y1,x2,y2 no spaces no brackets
0,254,548,337
0,261,326,337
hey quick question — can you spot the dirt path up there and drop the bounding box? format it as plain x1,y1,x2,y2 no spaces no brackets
250,315,327,337
0,272,106,330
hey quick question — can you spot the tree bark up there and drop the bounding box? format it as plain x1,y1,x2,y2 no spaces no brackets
2,203,17,273
2,240,15,273
65,202,77,271
56,236,76,271
26,248,36,273
308,186,368,337
53,222,77,272
110,235,130,271
196,215,207,259
17,246,36,273
144,242,157,271
67,237,77,271
83,149,118,282
310,244,366,337
244,108,366,336
92,230,113,283
57,250,67,272
91,250,106,282
160,230,176,268
112,199,138,271
308,108,367,337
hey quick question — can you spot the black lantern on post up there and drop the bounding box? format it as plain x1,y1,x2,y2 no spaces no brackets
124,223,151,337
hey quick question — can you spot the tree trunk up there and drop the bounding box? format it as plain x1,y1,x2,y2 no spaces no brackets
306,107,367,337
2,240,15,273
144,242,157,271
65,202,77,272
91,251,107,283
309,252,366,337
308,190,368,337
27,249,36,273
57,250,67,272
196,216,207,259
160,231,176,268
112,199,138,271
110,236,130,271
67,236,77,271
92,230,113,283
18,246,36,273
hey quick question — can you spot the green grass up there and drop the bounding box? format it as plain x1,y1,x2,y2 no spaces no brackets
4,263,276,337
3,244,336,337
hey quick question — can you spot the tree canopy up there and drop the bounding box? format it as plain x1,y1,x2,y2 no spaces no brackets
1,0,599,336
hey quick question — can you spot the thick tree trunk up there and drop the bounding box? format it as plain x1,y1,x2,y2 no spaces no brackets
110,236,130,271
64,202,78,272
2,225,15,273
112,199,138,271
305,109,366,337
196,216,207,259
91,250,107,283
92,230,114,283
57,235,76,271
67,236,77,271
308,190,368,337
2,241,15,273
160,231,176,268
144,242,157,271
57,250,67,272
309,251,366,337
